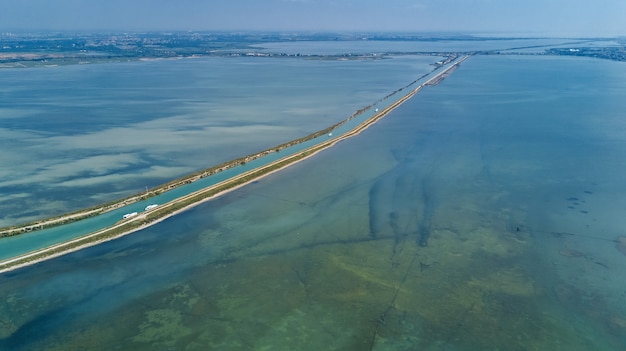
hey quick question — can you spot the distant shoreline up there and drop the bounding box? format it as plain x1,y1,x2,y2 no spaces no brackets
0,56,468,274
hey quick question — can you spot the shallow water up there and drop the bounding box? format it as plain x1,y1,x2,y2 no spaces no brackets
0,56,453,260
1,52,625,349
0,54,438,226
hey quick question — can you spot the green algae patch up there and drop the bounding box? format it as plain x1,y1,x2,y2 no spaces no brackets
132,309,192,347
15,223,622,350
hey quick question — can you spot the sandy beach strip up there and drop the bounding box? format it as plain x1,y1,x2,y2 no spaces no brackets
0,56,468,274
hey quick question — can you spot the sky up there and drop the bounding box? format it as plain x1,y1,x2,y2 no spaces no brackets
1,0,625,37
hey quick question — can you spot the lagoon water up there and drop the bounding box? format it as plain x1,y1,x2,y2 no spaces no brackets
1,40,626,349
0,54,436,227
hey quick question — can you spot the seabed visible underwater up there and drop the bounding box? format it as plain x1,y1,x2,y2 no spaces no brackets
1,54,626,350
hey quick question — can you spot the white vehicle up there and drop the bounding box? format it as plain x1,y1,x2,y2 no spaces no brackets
122,212,138,219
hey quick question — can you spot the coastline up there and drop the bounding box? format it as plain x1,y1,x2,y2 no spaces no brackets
0,56,468,274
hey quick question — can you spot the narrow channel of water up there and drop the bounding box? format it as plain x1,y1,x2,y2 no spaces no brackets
0,59,461,262
1,53,625,350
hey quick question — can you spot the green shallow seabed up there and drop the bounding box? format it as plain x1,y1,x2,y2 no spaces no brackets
2,54,626,350
20,188,622,350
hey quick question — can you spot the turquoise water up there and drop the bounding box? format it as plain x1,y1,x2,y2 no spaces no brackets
0,54,439,227
0,57,458,260
1,45,626,350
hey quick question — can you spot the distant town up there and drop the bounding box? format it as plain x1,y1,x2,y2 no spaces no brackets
1,32,624,68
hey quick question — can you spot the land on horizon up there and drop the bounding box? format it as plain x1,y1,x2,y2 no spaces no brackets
1,26,626,349
1,32,625,68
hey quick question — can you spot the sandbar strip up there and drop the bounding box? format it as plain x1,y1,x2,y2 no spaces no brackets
0,56,468,274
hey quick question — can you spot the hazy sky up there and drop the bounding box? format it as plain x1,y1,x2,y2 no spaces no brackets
1,0,625,37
